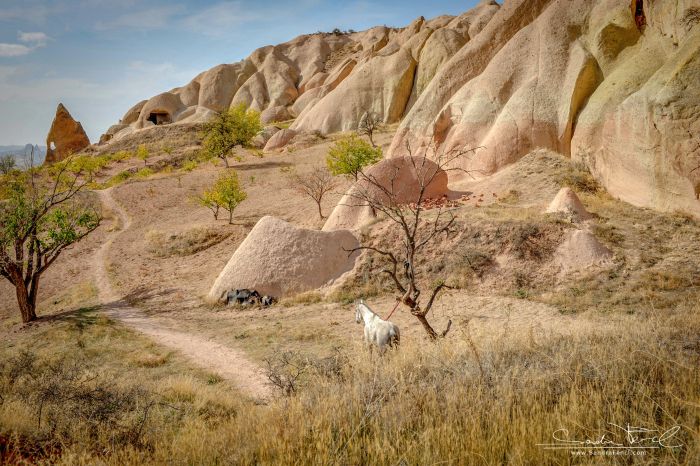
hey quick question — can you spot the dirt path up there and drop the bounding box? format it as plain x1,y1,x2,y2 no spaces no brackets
94,188,271,400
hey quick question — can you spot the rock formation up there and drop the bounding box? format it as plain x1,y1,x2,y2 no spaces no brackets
390,0,700,216
545,187,593,222
207,216,359,300
45,103,90,164
554,229,612,273
323,156,449,231
103,0,700,217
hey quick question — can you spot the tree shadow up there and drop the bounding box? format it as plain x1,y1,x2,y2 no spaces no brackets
233,160,293,171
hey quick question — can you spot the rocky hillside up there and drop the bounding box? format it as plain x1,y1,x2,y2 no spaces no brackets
101,0,700,217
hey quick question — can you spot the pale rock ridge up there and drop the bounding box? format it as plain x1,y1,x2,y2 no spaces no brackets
101,3,499,146
390,0,700,216
207,216,360,299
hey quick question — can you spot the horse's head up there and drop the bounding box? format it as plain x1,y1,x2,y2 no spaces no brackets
354,299,364,324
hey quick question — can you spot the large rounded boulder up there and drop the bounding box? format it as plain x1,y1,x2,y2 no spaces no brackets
323,156,449,231
207,216,359,300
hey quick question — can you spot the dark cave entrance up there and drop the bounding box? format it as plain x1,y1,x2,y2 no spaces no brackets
147,111,171,126
632,0,646,30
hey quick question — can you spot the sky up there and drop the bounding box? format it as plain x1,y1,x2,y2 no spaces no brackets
0,0,480,145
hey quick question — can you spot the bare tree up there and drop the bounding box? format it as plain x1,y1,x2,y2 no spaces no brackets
344,141,479,339
290,166,338,220
358,111,381,147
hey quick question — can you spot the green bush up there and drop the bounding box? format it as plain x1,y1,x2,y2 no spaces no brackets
135,167,154,179
326,134,382,180
136,144,150,167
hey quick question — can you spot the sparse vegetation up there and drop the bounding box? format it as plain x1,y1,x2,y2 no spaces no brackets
326,134,382,181
145,227,231,257
358,110,381,147
110,150,133,162
201,104,262,168
135,167,154,179
559,161,600,193
136,144,150,167
0,154,16,174
289,166,337,219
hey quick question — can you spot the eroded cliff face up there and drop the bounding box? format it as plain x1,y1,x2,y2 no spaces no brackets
103,0,700,216
102,1,500,142
391,0,700,216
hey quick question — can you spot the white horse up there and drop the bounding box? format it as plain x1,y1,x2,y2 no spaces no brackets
355,299,400,353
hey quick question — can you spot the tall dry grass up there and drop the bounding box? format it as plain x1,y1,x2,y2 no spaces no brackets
1,304,698,464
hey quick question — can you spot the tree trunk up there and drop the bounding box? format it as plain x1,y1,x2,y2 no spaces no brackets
228,209,233,224
16,281,37,323
317,202,324,220
413,312,438,340
222,155,230,168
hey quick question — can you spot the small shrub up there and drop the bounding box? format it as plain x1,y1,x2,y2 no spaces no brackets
110,150,132,162
559,162,600,193
326,134,382,181
105,170,134,187
263,351,310,397
135,167,154,179
136,144,150,167
182,160,198,172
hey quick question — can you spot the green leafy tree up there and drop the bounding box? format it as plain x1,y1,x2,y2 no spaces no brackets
136,144,150,167
196,190,221,220
326,134,382,181
202,171,247,224
201,104,262,168
0,156,101,323
0,154,16,175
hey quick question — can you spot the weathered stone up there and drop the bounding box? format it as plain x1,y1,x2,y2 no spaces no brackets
45,104,90,164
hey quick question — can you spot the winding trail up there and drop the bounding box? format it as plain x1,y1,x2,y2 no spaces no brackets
94,188,270,399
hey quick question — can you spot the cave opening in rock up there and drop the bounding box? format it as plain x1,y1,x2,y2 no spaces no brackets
147,111,171,125
632,0,646,30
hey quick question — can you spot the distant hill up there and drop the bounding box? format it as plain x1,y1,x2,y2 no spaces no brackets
0,144,46,167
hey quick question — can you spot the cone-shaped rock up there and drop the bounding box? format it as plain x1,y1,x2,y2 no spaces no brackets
45,103,90,164
545,187,592,222
554,229,612,274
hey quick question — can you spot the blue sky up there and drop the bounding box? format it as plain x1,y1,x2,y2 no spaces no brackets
0,0,480,145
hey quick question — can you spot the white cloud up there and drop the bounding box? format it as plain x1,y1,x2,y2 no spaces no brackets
0,31,50,57
0,43,33,57
18,31,50,45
